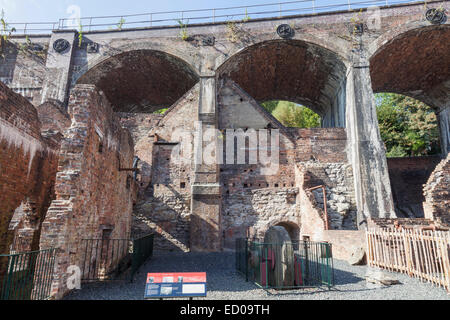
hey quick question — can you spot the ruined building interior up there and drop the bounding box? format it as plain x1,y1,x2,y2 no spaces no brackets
0,1,449,298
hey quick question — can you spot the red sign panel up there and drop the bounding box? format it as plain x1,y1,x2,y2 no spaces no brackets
146,272,206,284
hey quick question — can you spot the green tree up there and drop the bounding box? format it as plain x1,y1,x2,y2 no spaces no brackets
153,108,168,114
261,100,321,128
375,93,440,157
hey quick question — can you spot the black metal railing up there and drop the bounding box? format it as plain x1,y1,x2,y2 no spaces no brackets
81,233,154,282
236,238,334,289
130,234,154,281
7,0,423,34
81,238,131,281
0,248,57,300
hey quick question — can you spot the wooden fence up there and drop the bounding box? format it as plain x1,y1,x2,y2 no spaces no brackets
366,228,450,292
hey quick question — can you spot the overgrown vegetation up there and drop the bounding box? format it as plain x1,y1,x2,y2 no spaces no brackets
261,101,321,128
0,10,16,58
226,11,251,43
375,93,441,157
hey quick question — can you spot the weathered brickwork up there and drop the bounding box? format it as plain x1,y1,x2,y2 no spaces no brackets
130,85,199,251
39,85,136,298
0,81,59,275
423,154,450,227
387,156,442,218
0,2,448,298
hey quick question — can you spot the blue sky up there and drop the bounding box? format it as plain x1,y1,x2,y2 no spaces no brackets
1,0,295,22
1,0,402,22
0,0,413,32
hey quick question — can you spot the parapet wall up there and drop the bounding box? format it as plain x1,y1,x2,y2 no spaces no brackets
39,84,136,299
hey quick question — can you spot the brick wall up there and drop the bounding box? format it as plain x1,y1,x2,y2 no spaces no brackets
131,84,199,251
39,84,136,298
423,154,450,227
387,156,441,218
321,230,366,261
0,81,59,274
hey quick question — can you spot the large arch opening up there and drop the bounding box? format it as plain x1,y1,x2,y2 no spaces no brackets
370,25,450,218
217,40,347,128
77,49,199,113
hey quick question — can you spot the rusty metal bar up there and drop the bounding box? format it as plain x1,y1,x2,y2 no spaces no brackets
305,185,329,230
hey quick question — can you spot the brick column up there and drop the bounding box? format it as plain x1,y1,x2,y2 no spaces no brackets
40,30,77,107
345,51,395,227
190,76,222,252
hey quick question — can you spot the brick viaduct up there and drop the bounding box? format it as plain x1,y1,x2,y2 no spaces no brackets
0,1,449,298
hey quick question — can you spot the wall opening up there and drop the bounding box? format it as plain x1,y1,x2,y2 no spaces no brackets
375,93,442,218
261,100,322,128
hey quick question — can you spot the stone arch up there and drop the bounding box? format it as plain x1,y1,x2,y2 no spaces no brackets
75,49,200,113
216,39,348,127
369,24,450,105
369,23,450,156
274,221,300,241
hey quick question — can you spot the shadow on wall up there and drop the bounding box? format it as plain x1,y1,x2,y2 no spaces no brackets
132,183,190,252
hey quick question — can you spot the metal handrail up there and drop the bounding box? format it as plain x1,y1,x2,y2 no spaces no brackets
6,0,438,34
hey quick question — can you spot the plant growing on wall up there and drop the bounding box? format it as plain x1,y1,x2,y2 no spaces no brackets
226,11,251,43
78,21,83,48
117,17,126,30
0,10,16,58
177,19,189,41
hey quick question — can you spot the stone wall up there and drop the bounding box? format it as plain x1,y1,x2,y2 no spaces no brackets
0,81,59,274
301,161,357,230
0,37,49,106
39,84,136,299
423,153,450,227
387,156,441,218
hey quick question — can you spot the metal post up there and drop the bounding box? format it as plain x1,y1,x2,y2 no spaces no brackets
312,0,316,13
245,238,248,282
150,13,152,26
212,9,215,23
348,0,351,10
24,23,27,35
89,18,92,32
279,3,282,17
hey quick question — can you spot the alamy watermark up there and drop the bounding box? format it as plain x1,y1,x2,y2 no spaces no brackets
170,121,280,175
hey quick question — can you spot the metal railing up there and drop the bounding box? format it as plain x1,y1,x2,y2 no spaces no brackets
7,0,428,34
81,233,154,282
0,248,57,300
236,238,334,289
130,234,154,281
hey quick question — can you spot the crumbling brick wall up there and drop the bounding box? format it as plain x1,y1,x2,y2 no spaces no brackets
39,84,136,299
423,153,450,227
387,156,441,218
0,81,59,275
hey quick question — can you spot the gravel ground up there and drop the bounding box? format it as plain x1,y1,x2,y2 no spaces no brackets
64,251,449,300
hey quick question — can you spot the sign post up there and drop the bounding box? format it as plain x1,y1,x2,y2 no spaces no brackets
144,272,207,299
